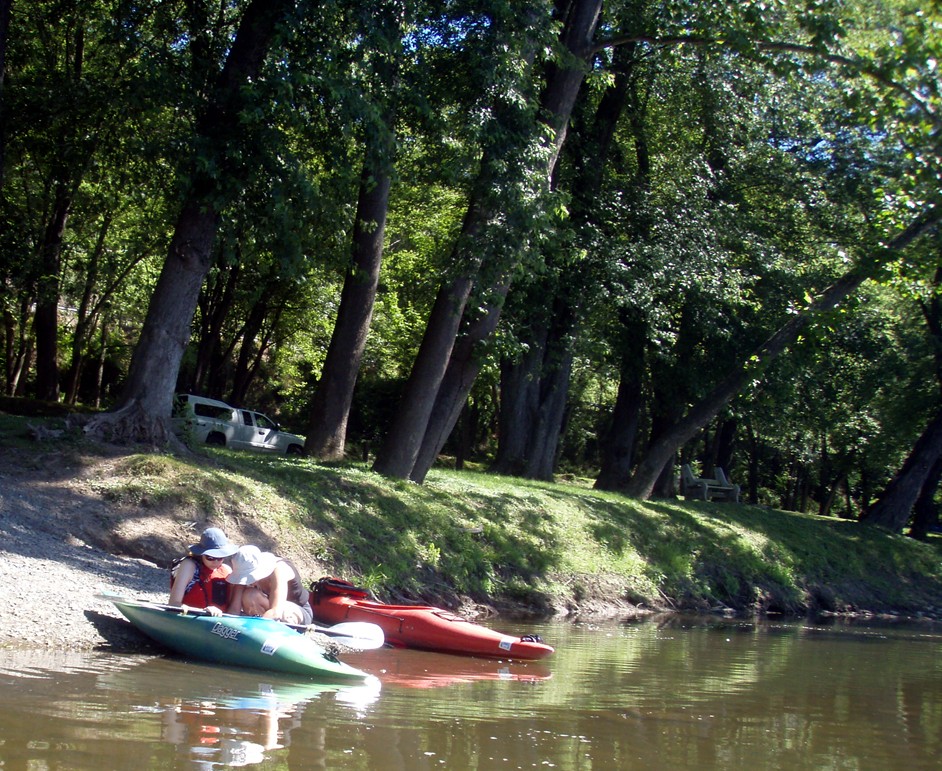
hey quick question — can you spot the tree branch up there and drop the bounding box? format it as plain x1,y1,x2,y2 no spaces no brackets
592,33,937,127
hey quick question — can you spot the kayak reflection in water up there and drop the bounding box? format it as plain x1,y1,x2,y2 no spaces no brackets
161,685,304,768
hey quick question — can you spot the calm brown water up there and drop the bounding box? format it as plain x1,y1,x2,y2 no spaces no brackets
0,615,939,769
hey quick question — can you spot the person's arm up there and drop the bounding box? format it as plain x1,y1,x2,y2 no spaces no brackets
227,584,246,615
168,559,196,606
261,563,290,620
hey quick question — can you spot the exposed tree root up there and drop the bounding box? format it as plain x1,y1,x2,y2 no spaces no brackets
82,400,190,455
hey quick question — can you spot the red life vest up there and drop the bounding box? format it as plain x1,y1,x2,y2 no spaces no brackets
172,557,232,610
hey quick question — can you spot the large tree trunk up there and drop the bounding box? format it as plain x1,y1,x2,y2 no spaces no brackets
865,239,942,532
624,207,942,499
540,0,604,170
487,303,575,482
371,251,482,478
306,164,392,459
98,201,220,438
375,0,603,481
305,2,401,460
371,115,504,479
862,407,942,532
84,0,293,443
410,281,510,482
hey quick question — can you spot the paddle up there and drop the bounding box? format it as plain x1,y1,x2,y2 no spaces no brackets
96,592,385,651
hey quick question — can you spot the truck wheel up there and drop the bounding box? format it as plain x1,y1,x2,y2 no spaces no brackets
286,444,304,456
206,433,226,446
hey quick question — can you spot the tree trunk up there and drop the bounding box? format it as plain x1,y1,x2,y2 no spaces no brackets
306,164,392,459
65,211,113,405
228,293,272,405
192,261,240,395
4,293,33,396
595,310,647,490
371,264,480,478
83,0,294,443
371,108,510,479
820,470,848,518
524,347,573,480
375,0,602,481
745,421,760,504
486,298,577,482
712,417,737,475
34,182,72,401
101,200,220,437
305,2,401,460
491,343,543,476
586,49,652,492
908,246,942,539
34,19,89,401
524,44,643,486
2,308,13,393
409,280,510,482
909,457,942,540
624,206,942,499
539,0,603,170
0,0,10,188
237,306,280,403
862,407,942,532
92,316,110,409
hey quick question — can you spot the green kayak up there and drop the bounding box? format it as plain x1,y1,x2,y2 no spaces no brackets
107,597,369,681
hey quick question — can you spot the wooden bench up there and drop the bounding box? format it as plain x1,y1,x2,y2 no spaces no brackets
680,464,740,503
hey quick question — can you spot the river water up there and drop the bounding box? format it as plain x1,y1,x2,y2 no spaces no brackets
0,615,939,770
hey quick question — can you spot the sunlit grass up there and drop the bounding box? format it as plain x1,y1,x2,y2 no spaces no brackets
199,450,942,614
3,412,941,615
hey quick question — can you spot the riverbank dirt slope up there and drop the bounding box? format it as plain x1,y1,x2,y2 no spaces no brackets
2,436,940,652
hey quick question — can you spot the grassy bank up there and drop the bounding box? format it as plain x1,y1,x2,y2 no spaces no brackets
4,412,942,619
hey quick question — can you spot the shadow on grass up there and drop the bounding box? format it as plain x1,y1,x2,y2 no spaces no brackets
214,458,566,607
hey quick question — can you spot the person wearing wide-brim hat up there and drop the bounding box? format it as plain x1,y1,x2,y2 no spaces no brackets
226,545,314,626
169,527,240,616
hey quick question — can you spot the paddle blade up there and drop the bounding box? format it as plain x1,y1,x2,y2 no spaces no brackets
310,621,385,650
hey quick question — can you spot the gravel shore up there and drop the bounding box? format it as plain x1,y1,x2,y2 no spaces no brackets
0,450,167,651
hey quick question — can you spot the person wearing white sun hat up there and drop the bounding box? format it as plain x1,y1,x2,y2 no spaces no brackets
226,545,314,625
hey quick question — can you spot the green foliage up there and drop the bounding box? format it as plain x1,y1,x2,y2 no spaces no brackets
3,0,942,525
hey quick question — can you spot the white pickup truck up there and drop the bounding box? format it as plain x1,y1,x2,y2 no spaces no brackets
173,394,306,455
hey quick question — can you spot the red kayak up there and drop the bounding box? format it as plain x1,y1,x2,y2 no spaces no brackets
310,578,555,660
